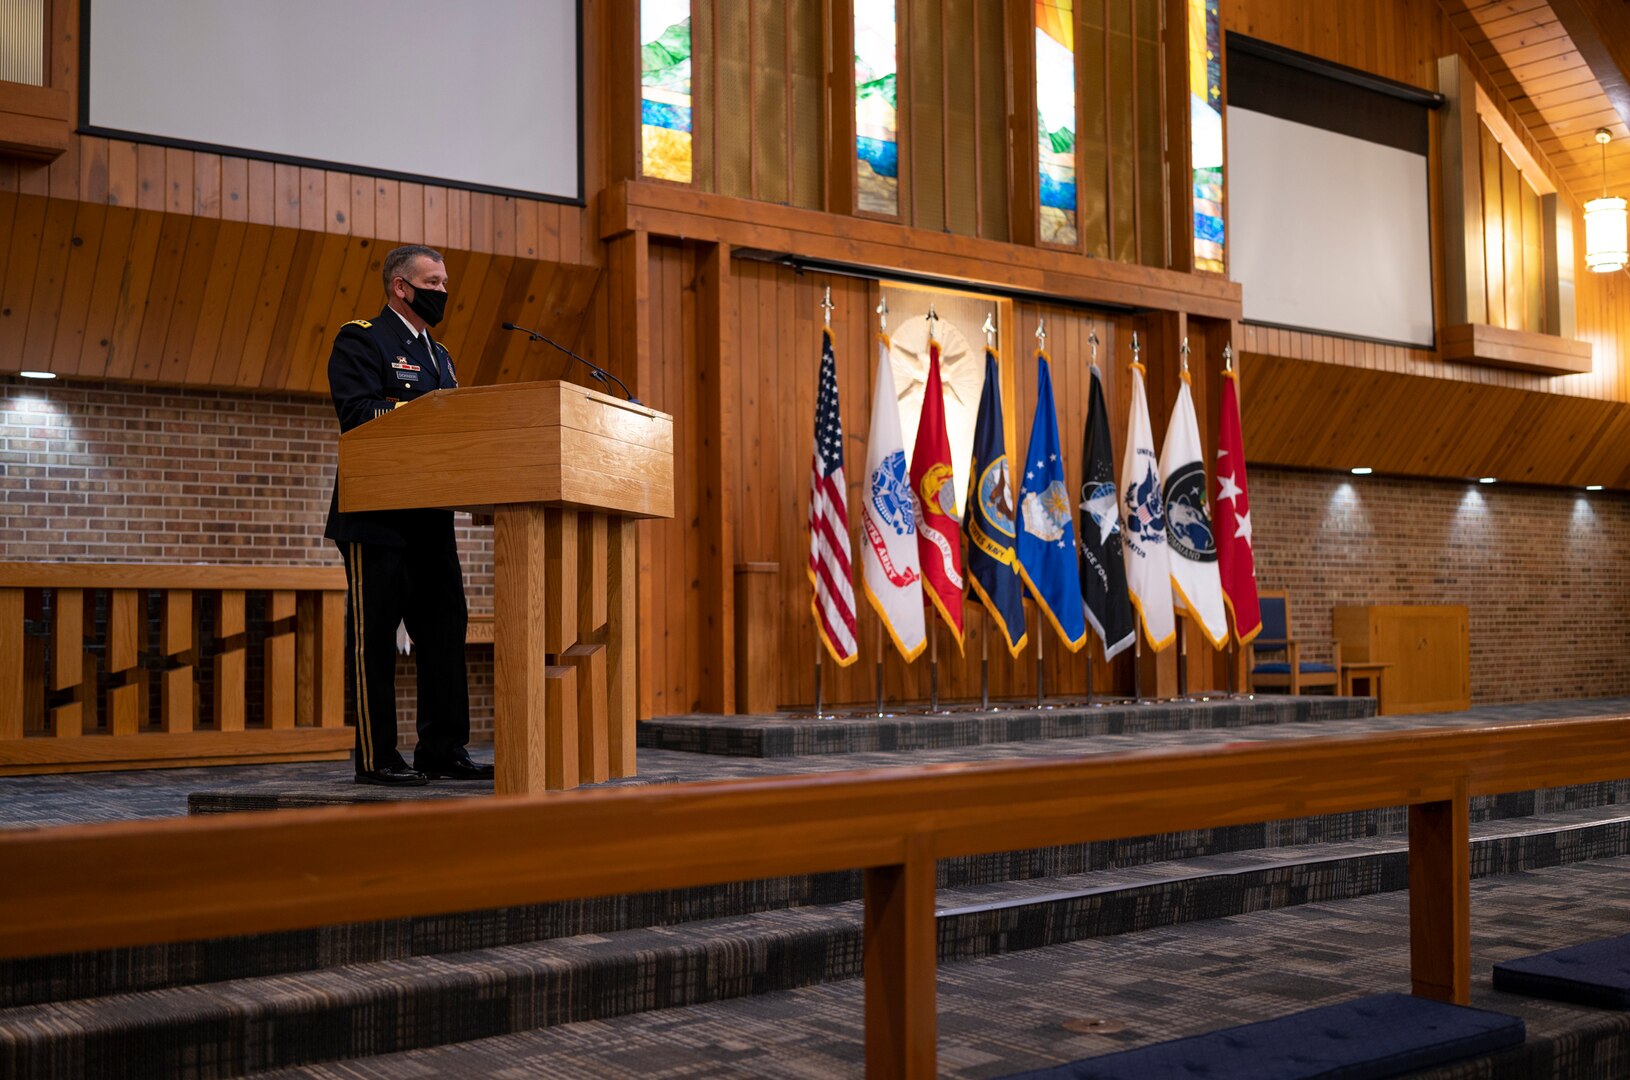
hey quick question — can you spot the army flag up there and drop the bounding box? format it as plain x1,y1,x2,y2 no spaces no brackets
808,328,858,666
1016,351,1087,652
963,346,1027,657
1159,372,1229,649
1214,367,1262,644
1078,365,1134,661
861,334,927,660
910,337,965,649
1121,360,1176,650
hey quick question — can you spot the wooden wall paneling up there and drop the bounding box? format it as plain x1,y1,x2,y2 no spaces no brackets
239,229,313,389
1500,151,1524,329
825,0,859,216
435,250,492,367
303,236,376,392
371,179,399,242
1007,0,1039,246
539,202,562,264
0,193,47,372
398,182,424,244
161,590,195,734
206,223,274,387
182,220,248,384
1439,56,1489,327
128,212,193,381
241,160,273,226
73,205,133,379
514,199,540,261
101,206,163,381
281,233,351,392
44,199,106,376
192,153,220,218
219,157,248,223
345,173,374,237
104,140,136,208
133,145,164,211
424,185,449,249
452,254,517,388
480,256,548,385
324,171,350,235
696,242,737,712
446,189,471,252
1134,0,1167,267
156,216,222,383
297,167,325,233
17,194,74,373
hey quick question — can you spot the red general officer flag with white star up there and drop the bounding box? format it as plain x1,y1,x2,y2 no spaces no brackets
910,337,965,649
1214,367,1261,644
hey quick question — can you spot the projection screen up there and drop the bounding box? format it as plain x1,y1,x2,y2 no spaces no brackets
84,0,581,202
1226,42,1436,348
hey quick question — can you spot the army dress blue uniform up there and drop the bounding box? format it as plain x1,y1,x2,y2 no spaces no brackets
325,308,471,777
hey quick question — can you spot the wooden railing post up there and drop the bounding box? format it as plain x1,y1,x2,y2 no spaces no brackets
1408,779,1471,1004
264,590,296,729
0,588,24,740
161,590,196,733
214,590,247,732
107,588,144,735
863,839,938,1080
51,588,87,737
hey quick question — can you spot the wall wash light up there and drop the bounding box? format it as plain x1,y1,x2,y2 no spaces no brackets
1585,128,1628,273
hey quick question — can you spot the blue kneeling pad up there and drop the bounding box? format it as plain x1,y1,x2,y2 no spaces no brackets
1493,933,1630,1008
1000,992,1524,1080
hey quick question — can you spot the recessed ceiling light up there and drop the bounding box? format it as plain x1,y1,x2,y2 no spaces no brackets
1350,467,1372,475
1478,477,1496,484
1587,485,1604,491
17,370,56,380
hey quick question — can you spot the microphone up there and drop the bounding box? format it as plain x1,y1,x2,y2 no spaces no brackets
500,322,642,405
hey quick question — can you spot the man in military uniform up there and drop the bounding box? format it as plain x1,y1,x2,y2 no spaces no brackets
325,244,493,785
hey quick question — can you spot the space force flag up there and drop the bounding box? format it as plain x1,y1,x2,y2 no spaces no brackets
1078,365,1135,661
1121,360,1175,650
1016,351,1087,652
963,347,1027,657
910,336,965,649
861,334,927,661
1159,371,1229,649
1214,367,1262,644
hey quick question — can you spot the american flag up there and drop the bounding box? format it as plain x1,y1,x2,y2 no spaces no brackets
809,329,858,664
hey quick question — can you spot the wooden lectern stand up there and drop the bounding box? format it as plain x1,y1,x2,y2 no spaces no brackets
338,381,673,795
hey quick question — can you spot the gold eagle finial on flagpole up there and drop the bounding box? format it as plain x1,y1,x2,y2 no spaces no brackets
982,313,996,347
1035,316,1047,350
876,295,888,332
821,286,834,328
1088,324,1099,363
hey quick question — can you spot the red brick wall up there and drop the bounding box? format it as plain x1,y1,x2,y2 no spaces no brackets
0,380,496,743
1250,467,1630,705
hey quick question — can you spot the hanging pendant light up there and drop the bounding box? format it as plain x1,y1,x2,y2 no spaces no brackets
1585,128,1628,273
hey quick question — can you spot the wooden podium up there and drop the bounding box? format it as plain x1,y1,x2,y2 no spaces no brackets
338,381,673,795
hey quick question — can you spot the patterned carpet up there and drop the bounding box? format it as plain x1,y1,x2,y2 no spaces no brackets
248,854,1630,1079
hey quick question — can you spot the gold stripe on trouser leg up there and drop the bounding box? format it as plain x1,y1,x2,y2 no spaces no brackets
349,543,374,772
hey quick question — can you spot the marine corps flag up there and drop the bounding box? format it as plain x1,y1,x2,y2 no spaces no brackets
1078,365,1135,661
1214,367,1262,644
910,337,965,649
1121,359,1176,650
1016,351,1087,651
861,334,927,660
1159,371,1229,649
963,347,1027,657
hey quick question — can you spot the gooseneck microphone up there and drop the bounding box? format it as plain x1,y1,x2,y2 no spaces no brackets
500,322,642,405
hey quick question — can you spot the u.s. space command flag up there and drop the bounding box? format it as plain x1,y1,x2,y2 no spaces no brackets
1159,371,1229,649
1016,349,1086,651
1079,364,1134,661
964,345,1027,656
861,333,926,660
1121,358,1175,650
910,336,965,650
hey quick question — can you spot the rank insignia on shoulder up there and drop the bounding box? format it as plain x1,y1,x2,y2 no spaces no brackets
343,319,373,329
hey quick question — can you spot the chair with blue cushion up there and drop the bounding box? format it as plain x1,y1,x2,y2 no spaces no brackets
1249,590,1341,696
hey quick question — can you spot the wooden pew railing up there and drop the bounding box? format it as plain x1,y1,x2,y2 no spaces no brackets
4,717,1630,1077
0,563,352,774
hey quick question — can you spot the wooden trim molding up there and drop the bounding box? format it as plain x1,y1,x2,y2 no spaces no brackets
0,562,347,590
0,81,70,160
600,179,1243,318
1439,322,1592,376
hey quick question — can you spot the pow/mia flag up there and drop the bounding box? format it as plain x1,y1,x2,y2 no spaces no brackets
1079,365,1134,661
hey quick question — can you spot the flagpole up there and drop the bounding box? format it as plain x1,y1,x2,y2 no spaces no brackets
980,615,990,711
929,617,940,714
1035,607,1045,708
875,629,886,718
814,636,824,718
1177,618,1188,699
1085,640,1094,708
1134,634,1143,703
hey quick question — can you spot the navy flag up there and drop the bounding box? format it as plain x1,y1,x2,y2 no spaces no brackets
1078,365,1135,660
962,347,1028,657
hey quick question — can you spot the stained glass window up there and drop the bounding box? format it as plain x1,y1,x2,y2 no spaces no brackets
641,0,693,183
855,1,899,216
1036,1,1078,247
1190,0,1224,271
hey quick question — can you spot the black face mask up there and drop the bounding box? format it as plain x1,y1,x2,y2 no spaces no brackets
403,282,447,327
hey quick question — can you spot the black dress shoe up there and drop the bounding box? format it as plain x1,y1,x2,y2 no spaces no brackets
415,755,495,781
356,765,429,786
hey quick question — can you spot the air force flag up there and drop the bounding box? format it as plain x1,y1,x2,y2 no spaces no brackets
1016,351,1086,652
861,334,927,660
1121,360,1176,650
963,347,1027,656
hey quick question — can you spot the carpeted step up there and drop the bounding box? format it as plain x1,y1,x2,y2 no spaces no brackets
4,804,1629,1080
11,778,1630,1011
637,694,1376,757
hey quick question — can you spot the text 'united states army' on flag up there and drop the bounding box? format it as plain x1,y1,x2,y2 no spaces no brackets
809,328,858,665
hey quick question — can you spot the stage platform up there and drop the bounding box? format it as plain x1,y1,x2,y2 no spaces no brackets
3,697,1630,1079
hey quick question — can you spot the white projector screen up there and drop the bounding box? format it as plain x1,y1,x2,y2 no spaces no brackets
85,0,580,202
1226,43,1436,348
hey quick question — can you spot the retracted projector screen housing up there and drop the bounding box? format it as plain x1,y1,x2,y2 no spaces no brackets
1226,41,1436,348
83,0,581,203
